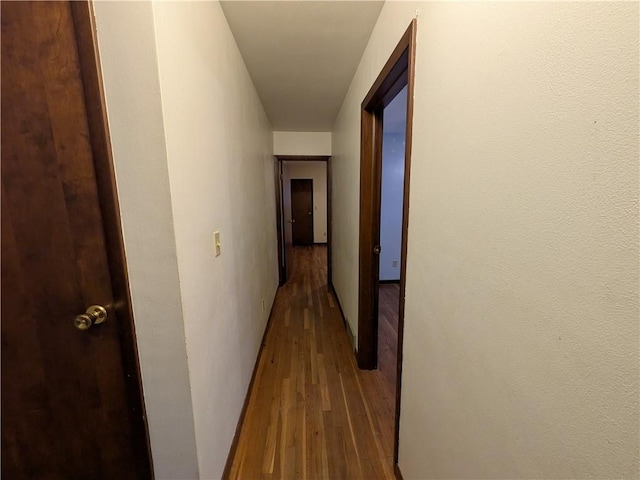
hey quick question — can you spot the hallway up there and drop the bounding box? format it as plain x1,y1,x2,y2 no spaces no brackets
2,1,635,478
228,246,396,479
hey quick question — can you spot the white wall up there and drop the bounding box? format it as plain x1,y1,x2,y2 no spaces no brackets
332,2,639,478
153,3,279,477
379,132,405,281
283,161,328,243
380,86,407,282
273,131,331,156
95,2,279,478
94,4,199,478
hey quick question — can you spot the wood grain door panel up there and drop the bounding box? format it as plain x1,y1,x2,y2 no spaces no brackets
291,179,314,246
1,2,151,478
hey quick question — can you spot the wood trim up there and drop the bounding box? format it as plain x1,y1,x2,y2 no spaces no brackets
379,279,400,285
327,157,333,286
357,24,417,369
274,158,286,285
357,22,415,362
356,17,417,466
275,155,330,162
357,106,383,369
361,23,414,110
394,18,417,467
222,295,279,479
70,3,154,478
394,463,405,480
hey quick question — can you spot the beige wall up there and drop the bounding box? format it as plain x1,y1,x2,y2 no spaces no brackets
332,2,639,478
273,131,332,156
95,1,278,478
94,3,199,477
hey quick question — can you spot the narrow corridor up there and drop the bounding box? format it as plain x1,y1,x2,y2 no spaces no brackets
228,246,396,479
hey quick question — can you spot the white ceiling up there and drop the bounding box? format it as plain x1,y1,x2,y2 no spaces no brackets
220,1,384,132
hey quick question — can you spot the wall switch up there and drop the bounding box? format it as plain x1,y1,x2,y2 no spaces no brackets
213,231,221,257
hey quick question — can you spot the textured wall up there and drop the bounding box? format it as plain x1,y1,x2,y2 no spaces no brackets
273,131,332,156
94,3,199,477
96,1,279,478
333,2,639,477
153,2,278,478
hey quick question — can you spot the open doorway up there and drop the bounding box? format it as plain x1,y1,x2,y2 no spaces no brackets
377,84,407,412
274,156,331,285
356,20,416,471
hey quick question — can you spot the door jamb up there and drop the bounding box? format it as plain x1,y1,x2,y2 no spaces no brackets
274,159,286,285
357,19,417,467
70,3,154,476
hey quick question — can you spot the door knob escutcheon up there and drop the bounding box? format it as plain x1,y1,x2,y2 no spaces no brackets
74,305,107,331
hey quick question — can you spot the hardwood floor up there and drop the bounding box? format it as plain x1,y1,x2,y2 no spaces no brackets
227,246,398,480
377,283,399,397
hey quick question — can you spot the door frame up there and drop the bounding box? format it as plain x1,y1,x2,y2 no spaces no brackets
274,155,332,285
274,159,286,284
357,19,417,467
70,3,154,476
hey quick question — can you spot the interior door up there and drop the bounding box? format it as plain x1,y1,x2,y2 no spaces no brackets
291,179,314,245
1,2,152,478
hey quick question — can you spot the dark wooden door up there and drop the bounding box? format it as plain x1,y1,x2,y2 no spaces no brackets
1,2,152,479
291,179,314,245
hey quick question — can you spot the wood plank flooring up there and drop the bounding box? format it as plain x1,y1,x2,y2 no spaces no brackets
227,246,399,480
378,283,400,396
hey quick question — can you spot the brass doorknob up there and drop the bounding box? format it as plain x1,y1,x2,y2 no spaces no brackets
74,305,107,331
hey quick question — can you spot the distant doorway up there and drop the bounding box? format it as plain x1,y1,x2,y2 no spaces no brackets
274,156,332,286
291,179,314,245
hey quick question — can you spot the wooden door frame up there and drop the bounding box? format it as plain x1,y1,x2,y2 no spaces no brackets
327,157,333,286
274,159,286,285
70,3,154,476
274,155,332,285
357,19,417,468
